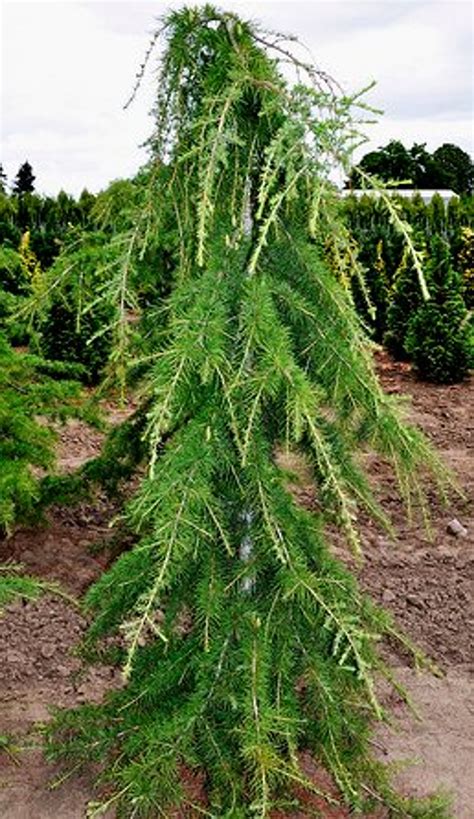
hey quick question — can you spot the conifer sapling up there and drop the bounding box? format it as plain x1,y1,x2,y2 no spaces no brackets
45,7,452,817
406,235,471,383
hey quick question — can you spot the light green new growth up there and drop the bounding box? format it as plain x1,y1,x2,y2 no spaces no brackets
45,7,452,818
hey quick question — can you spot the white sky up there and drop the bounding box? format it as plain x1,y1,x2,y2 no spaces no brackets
1,0,473,196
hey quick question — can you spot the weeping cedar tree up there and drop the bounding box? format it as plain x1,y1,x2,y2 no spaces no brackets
46,8,451,817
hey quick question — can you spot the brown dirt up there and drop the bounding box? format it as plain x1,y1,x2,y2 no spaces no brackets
360,352,474,819
0,353,472,817
0,417,125,818
0,418,121,595
358,355,473,664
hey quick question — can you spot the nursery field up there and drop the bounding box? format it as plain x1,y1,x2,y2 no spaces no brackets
0,349,472,818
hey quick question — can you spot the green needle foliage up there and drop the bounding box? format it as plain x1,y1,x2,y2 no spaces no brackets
384,245,425,360
0,564,67,613
46,7,452,817
405,236,471,383
36,231,116,384
459,226,474,309
0,333,93,533
0,245,33,345
22,169,176,389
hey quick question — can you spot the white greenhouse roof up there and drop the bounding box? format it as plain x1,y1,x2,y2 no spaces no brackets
343,188,459,202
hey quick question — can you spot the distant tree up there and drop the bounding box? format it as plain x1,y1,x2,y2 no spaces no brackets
0,165,7,194
433,143,474,195
78,188,96,221
348,140,414,187
409,143,444,189
12,161,35,195
349,140,473,193
0,184,98,269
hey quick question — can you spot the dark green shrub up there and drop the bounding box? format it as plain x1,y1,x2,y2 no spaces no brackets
0,193,21,250
0,290,33,346
405,236,471,383
0,189,96,270
34,170,176,389
0,334,87,533
459,226,474,309
40,294,113,384
384,246,424,359
342,192,474,342
38,233,115,383
0,245,28,295
342,195,404,339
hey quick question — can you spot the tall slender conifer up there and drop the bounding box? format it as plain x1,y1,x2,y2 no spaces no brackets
46,8,451,816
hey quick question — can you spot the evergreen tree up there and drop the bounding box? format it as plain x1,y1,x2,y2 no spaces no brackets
384,246,425,359
458,226,474,309
368,238,391,336
426,192,449,240
25,168,174,386
0,334,91,533
12,161,36,195
0,245,26,296
406,236,471,383
0,164,7,194
45,8,451,817
0,191,20,249
18,230,42,291
38,232,115,383
0,246,31,345
339,195,394,340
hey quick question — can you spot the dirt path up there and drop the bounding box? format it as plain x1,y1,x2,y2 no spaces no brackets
0,418,125,818
0,354,472,818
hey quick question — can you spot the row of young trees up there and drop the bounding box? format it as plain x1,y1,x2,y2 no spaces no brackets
342,192,474,383
2,183,470,541
0,184,96,268
0,6,469,815
4,185,471,387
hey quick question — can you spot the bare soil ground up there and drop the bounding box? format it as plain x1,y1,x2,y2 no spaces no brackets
360,354,473,819
0,352,472,818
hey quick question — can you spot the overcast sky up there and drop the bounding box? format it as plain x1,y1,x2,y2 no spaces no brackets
1,0,473,196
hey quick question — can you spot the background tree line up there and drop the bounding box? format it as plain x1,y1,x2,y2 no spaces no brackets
348,140,474,195
1,155,473,387
341,191,474,382
0,160,96,267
